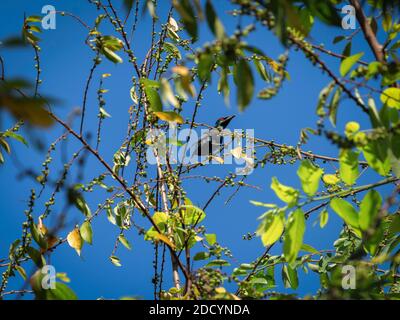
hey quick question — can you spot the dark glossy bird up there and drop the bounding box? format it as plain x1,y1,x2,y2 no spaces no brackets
195,115,235,157
214,115,235,129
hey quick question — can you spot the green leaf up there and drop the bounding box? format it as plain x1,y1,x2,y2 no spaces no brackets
389,215,400,236
206,259,230,267
100,35,124,51
339,149,359,186
249,200,277,208
316,82,335,116
118,234,132,250
0,90,54,127
15,265,27,280
365,225,384,256
172,0,198,40
319,208,329,228
330,198,359,229
110,255,122,267
68,187,92,217
144,87,163,112
46,282,78,300
297,8,314,36
301,243,319,254
359,190,382,231
218,67,230,105
361,139,391,176
235,59,254,112
205,233,217,246
193,251,210,261
102,47,123,64
333,36,345,44
197,53,214,82
284,209,306,266
26,15,42,23
80,221,93,245
4,131,28,146
257,210,285,247
140,78,160,88
380,88,400,109
382,14,392,32
27,246,45,268
30,221,47,250
30,269,78,300
270,177,299,207
253,59,269,82
180,205,206,226
329,87,342,126
163,42,182,59
342,42,352,60
205,0,225,40
304,1,341,26
297,160,323,196
153,211,168,229
95,14,106,28
282,264,298,289
340,52,364,77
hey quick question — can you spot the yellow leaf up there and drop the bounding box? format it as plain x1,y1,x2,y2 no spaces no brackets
230,146,243,159
154,111,184,124
322,174,340,185
38,217,48,236
37,217,58,253
172,65,190,76
160,78,179,108
210,155,224,164
153,232,175,250
67,227,83,256
215,287,226,294
168,17,179,32
172,65,196,97
380,88,400,109
267,59,281,73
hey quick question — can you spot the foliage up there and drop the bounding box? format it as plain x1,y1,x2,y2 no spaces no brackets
1,0,400,300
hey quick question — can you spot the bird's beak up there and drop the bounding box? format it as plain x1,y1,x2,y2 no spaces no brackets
218,115,235,129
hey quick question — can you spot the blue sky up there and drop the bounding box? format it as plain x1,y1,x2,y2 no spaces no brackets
0,1,390,299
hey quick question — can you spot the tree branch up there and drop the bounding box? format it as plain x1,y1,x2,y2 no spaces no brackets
350,0,385,63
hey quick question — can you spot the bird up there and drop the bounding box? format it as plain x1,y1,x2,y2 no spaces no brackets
195,115,235,158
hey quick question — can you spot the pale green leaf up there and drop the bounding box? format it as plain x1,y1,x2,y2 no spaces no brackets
297,160,323,196
340,52,364,77
359,190,382,231
380,88,400,109
270,177,299,207
330,198,359,229
80,221,93,245
339,149,359,186
283,209,306,266
118,234,132,250
257,210,285,247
